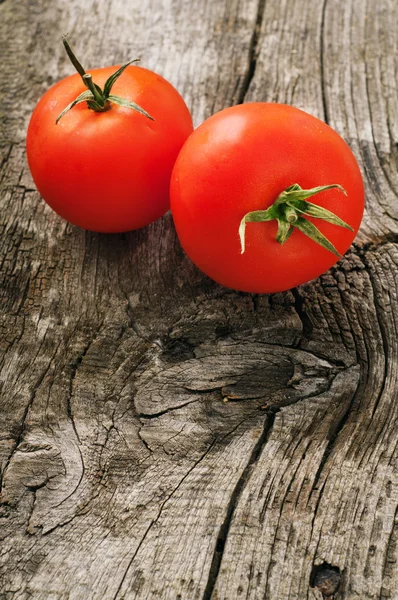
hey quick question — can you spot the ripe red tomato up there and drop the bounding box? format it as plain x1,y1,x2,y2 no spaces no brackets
27,43,193,232
170,103,364,293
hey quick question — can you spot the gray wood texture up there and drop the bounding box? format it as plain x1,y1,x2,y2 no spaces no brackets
1,0,397,598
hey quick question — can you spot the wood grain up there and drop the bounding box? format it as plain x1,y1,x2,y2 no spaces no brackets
1,0,397,599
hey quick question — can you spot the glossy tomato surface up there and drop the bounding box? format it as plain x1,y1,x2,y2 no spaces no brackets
27,66,193,232
170,103,364,293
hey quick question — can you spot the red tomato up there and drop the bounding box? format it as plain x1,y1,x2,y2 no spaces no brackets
170,103,364,293
27,50,193,232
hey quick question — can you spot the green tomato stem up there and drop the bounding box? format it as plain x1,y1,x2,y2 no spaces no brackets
62,37,86,79
56,38,154,124
239,183,354,257
82,74,105,106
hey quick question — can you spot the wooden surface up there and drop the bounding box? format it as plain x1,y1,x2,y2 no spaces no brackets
1,1,398,598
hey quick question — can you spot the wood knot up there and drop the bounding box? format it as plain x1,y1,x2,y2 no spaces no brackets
311,563,341,597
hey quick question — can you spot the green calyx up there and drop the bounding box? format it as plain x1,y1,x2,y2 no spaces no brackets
56,38,155,124
239,183,354,257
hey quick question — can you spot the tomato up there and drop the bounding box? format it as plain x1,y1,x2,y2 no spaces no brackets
26,41,193,232
170,103,364,293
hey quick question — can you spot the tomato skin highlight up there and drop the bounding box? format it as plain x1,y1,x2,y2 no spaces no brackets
27,65,193,232
170,103,365,294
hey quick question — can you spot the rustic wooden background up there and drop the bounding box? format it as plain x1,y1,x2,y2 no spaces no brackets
1,0,398,598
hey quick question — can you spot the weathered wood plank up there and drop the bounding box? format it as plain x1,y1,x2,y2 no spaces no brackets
1,0,398,599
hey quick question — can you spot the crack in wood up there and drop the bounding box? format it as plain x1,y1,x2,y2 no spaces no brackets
136,397,203,420
320,0,329,124
310,364,360,495
137,427,153,453
202,413,274,600
382,504,398,589
236,0,266,104
292,288,314,346
67,342,94,446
